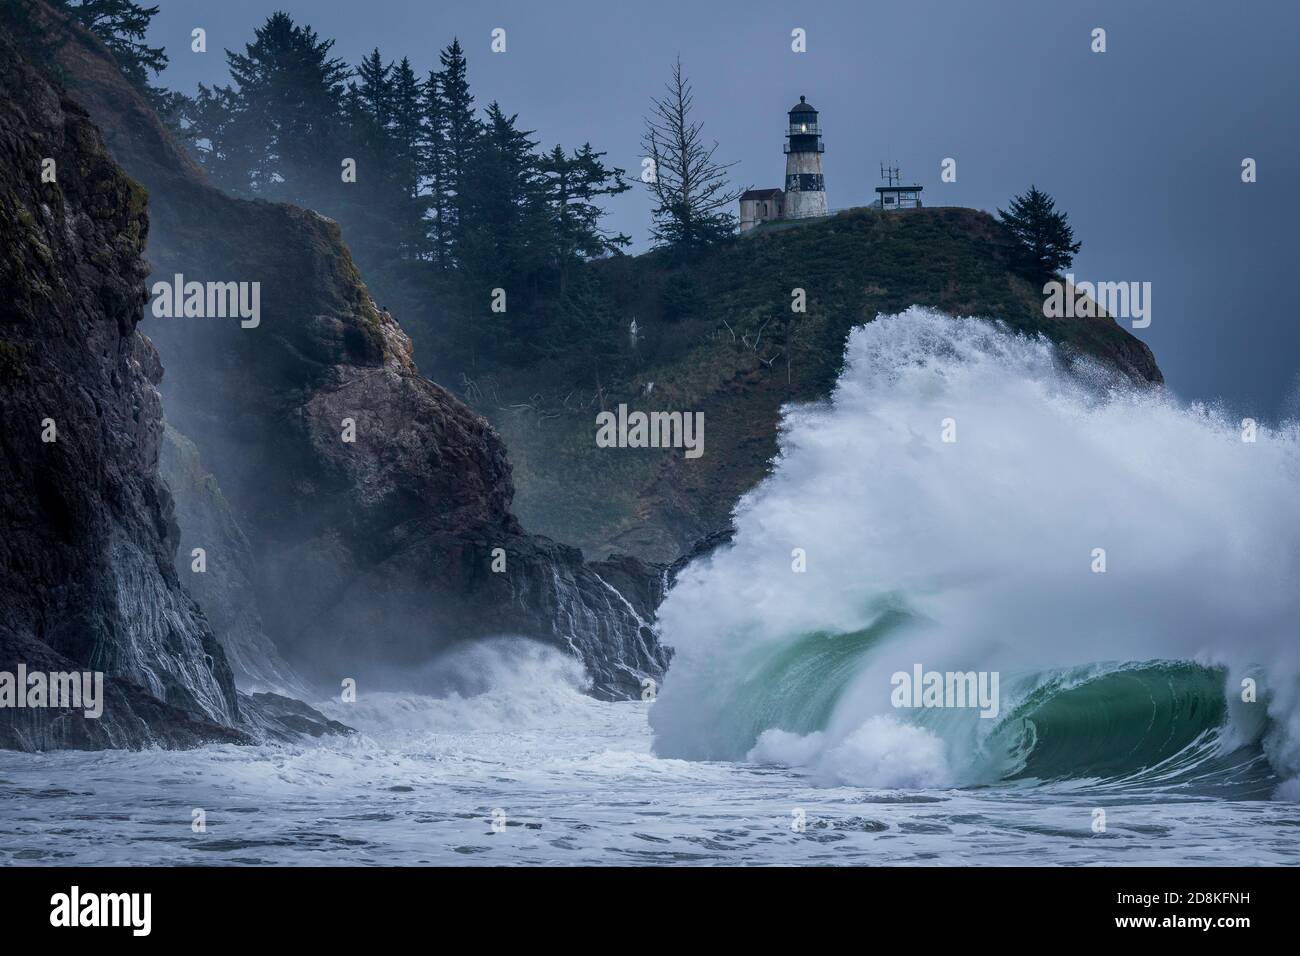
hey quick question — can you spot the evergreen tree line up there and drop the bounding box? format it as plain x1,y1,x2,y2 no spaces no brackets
47,3,664,371
181,16,631,313
36,2,752,382
177,12,655,371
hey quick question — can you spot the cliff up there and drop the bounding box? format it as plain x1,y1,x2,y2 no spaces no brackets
158,426,304,695
32,2,668,701
0,22,245,748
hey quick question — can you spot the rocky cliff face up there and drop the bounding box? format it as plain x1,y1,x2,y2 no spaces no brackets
158,426,305,695
38,3,669,701
0,24,246,748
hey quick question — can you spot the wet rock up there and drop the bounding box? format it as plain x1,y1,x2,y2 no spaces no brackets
237,692,354,741
39,3,670,701
0,23,242,748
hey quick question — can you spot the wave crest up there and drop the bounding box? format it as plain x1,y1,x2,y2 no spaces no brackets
650,309,1300,796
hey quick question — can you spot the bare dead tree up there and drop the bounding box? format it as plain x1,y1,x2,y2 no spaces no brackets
641,57,744,249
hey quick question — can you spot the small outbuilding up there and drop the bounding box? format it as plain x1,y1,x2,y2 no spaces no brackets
739,188,785,232
875,183,924,210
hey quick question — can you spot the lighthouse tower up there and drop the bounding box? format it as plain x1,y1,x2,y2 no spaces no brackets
783,95,828,219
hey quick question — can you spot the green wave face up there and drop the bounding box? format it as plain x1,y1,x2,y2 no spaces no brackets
735,613,910,734
666,610,912,761
991,663,1231,784
718,624,1267,789
658,597,1271,789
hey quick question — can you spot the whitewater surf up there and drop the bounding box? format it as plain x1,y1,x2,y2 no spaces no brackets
1,637,1294,865
2,309,1296,867
651,307,1300,801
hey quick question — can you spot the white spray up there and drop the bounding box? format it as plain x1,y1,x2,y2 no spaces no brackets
650,308,1300,796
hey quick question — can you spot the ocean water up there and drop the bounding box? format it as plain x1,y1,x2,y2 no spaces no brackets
0,651,1296,866
3,310,1299,866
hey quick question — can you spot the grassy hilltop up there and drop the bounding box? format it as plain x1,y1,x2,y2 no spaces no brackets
418,205,1161,563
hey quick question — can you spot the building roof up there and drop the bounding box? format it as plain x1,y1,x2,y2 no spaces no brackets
741,188,784,200
789,95,817,114
875,184,924,192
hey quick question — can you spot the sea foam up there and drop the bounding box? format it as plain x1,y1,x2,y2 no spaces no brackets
650,308,1300,796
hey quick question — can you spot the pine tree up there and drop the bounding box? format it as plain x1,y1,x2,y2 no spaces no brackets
189,82,259,195
459,103,549,288
436,39,478,262
220,12,350,202
332,80,395,267
997,185,1081,281
389,57,426,257
539,143,631,292
55,0,167,92
355,48,392,130
389,59,422,193
641,57,742,249
421,68,451,266
348,49,425,260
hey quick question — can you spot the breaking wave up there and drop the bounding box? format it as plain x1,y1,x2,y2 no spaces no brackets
650,308,1300,798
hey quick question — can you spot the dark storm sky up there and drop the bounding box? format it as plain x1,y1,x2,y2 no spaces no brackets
146,0,1300,419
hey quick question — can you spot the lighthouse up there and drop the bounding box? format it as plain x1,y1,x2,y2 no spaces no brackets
783,95,827,219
